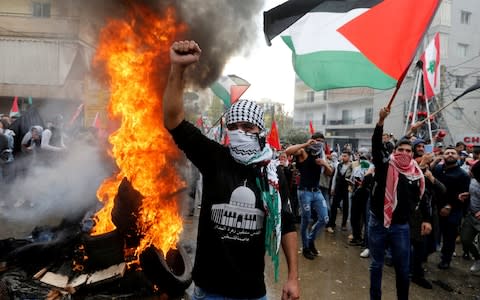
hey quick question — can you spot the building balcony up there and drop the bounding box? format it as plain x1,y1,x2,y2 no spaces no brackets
326,119,374,130
0,14,80,39
294,100,327,109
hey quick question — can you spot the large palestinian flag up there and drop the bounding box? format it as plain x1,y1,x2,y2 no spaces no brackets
264,0,440,91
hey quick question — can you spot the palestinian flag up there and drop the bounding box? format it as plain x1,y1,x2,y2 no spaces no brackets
9,96,20,117
264,0,440,91
420,32,440,99
210,75,250,108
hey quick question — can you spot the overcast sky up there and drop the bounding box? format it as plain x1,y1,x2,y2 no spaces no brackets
223,0,296,114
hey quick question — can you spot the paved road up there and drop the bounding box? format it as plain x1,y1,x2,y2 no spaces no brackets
181,213,480,300
1,204,478,299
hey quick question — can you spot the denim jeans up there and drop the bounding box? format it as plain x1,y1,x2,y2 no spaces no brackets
368,212,410,300
298,189,329,249
191,286,267,300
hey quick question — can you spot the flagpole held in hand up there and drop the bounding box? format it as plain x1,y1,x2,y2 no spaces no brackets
387,62,412,109
414,82,480,126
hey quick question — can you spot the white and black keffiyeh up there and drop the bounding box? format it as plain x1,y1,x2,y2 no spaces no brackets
226,99,265,130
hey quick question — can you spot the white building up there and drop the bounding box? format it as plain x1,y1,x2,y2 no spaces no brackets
293,77,375,150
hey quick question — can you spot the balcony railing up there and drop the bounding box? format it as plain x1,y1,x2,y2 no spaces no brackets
327,119,355,125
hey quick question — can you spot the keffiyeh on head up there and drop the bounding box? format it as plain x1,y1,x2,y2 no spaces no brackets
226,99,265,131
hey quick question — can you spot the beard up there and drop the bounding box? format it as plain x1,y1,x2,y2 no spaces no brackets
444,158,457,166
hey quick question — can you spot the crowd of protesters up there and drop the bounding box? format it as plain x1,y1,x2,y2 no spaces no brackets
2,99,480,299
0,112,104,189
185,107,479,298
260,111,479,299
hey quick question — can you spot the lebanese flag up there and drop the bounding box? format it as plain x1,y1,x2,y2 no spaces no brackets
309,120,315,135
210,74,250,108
264,0,440,91
267,120,281,150
9,96,20,117
421,32,440,99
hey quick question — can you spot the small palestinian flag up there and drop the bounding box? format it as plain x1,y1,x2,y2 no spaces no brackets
210,75,250,108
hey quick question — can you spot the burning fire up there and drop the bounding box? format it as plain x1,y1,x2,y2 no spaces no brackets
91,4,187,255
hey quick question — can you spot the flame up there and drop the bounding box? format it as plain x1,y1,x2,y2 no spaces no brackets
91,4,187,255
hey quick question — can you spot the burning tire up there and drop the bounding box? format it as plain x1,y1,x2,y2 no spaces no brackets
140,244,192,298
82,230,125,270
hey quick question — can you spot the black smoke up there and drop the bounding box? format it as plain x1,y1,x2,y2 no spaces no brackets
111,0,265,87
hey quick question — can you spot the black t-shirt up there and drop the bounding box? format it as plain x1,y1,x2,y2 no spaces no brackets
297,154,322,188
169,120,295,298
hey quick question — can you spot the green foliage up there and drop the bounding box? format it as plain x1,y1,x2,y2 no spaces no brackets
283,128,309,145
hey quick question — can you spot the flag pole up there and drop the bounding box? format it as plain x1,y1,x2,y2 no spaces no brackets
403,69,421,134
206,111,228,135
386,63,411,109
412,82,480,126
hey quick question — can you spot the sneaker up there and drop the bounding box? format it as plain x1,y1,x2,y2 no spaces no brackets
412,277,433,289
302,248,315,260
437,261,450,270
309,241,320,256
360,248,370,258
462,252,472,261
470,260,480,273
326,227,335,233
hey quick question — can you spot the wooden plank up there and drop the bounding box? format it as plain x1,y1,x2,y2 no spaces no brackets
68,274,88,288
86,262,126,285
40,272,69,289
33,266,49,280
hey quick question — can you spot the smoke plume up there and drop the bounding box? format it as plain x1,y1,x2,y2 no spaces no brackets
113,0,266,87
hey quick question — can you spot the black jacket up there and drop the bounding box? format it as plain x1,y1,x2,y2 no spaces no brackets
371,124,427,225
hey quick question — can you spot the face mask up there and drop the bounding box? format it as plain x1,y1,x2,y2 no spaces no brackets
227,129,261,164
308,142,324,156
393,152,412,168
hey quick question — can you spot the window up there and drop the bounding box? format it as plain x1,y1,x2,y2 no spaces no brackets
452,107,463,120
461,10,471,24
322,113,326,125
457,43,468,57
306,91,314,103
341,110,352,124
365,107,373,124
455,76,466,88
33,2,51,18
